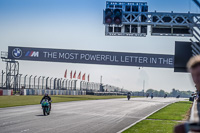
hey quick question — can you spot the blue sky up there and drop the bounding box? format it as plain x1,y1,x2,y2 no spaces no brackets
0,0,199,92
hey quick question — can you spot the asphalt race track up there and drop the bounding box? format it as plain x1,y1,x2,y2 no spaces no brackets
0,97,184,133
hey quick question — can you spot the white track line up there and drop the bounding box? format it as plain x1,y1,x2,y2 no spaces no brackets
117,101,177,133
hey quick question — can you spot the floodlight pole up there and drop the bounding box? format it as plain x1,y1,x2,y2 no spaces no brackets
50,77,53,89
1,70,5,88
34,76,37,89
38,76,41,89
29,75,33,89
24,75,28,89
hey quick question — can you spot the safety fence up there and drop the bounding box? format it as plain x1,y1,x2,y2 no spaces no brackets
0,73,127,95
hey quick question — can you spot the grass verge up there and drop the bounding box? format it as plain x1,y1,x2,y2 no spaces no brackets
123,101,192,133
148,101,192,120
0,95,128,108
123,120,179,133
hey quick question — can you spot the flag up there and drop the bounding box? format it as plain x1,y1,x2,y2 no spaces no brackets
73,71,76,78
70,71,72,79
82,73,86,80
88,74,90,82
77,72,81,79
64,69,67,78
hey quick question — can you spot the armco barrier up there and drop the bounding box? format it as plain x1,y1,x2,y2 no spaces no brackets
39,89,42,95
0,89,3,96
29,89,32,95
32,89,35,95
189,100,200,128
63,90,66,95
20,89,86,96
19,89,86,95
56,90,59,95
2,90,13,96
58,90,61,95
20,89,25,95
50,90,54,95
3,90,9,96
45,90,49,95
25,89,29,95
42,90,45,95
53,90,55,95
3,90,9,95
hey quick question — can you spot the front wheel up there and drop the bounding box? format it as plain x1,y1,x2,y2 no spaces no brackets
43,107,46,116
47,107,50,115
47,111,50,115
43,107,48,116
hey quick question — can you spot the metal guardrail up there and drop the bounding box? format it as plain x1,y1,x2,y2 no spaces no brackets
186,99,200,132
190,99,199,123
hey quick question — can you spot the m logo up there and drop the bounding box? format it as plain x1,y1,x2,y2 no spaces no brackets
25,51,39,57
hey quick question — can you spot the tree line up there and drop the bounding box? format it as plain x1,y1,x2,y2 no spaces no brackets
145,88,193,98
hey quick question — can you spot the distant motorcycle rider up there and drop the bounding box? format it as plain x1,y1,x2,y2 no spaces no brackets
127,92,131,100
146,93,149,98
176,94,180,98
40,93,52,110
151,93,154,99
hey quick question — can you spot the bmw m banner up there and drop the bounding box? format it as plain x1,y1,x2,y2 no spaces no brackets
8,46,174,68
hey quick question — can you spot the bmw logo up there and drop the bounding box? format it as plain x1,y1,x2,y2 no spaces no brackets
12,48,22,58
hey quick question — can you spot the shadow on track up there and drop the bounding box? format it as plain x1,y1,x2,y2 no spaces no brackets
35,115,45,117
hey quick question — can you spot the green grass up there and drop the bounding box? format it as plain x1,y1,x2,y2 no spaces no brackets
148,101,192,120
123,120,179,133
123,101,192,133
0,95,128,108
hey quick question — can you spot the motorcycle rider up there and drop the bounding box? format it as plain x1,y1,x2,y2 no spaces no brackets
40,93,52,110
176,94,180,98
127,92,131,100
146,93,149,98
151,93,154,99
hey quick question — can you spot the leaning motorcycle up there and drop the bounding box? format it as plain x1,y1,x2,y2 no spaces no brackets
41,99,51,116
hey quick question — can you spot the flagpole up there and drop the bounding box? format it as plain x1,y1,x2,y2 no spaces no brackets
143,80,145,97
